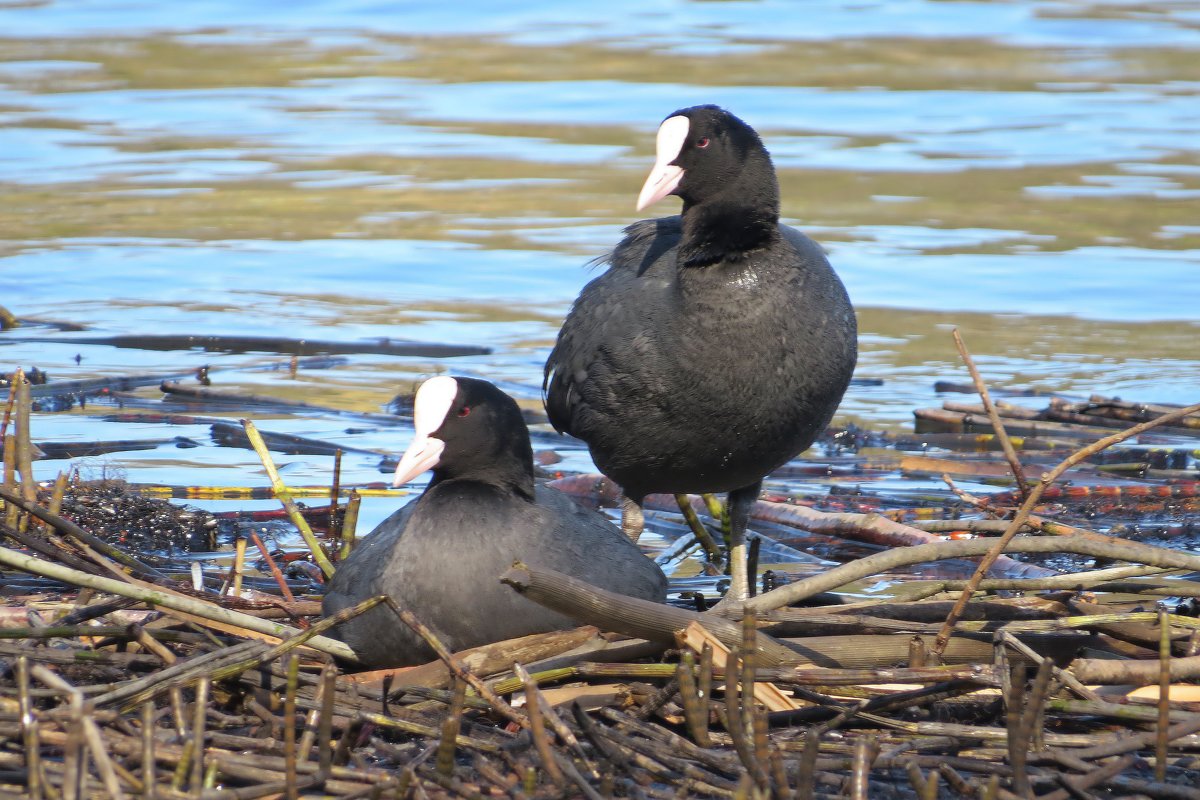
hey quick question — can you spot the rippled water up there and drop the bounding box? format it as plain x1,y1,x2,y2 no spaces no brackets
2,0,1198,539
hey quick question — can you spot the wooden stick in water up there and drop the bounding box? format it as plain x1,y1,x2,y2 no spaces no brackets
952,328,1029,502
241,419,335,579
339,491,361,560
15,370,38,511
0,369,16,441
745,535,1200,615
249,530,295,602
2,369,21,532
2,435,16,530
932,398,1200,657
231,535,247,597
329,449,342,543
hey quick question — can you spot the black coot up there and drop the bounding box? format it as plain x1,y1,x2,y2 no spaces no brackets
323,376,667,668
543,105,857,602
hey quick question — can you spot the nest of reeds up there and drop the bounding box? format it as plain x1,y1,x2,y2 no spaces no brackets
3,342,1200,799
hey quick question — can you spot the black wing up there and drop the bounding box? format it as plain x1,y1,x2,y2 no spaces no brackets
543,217,682,437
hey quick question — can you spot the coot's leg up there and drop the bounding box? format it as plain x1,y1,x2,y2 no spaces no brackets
674,494,724,566
722,479,762,604
620,494,645,542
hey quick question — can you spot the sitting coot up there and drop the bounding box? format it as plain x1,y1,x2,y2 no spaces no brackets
543,105,857,603
323,376,667,668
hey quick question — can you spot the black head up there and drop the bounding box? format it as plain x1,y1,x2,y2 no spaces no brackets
393,376,535,500
636,105,780,266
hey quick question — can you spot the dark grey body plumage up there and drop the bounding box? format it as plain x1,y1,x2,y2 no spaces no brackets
545,215,857,502
323,377,667,668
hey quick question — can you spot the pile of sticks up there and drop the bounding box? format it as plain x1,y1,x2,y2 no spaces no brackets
1,555,1199,799
3,336,1200,798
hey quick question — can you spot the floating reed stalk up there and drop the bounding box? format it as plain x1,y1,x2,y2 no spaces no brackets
329,449,342,542
48,470,67,517
231,535,247,597
743,534,1200,614
952,328,1029,501
933,398,1200,656
339,490,361,559
15,369,35,507
3,434,17,530
249,530,295,602
0,370,16,439
241,419,335,579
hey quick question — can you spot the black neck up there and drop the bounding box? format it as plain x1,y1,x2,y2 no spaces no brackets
678,198,779,267
426,426,536,502
677,153,780,267
428,463,535,502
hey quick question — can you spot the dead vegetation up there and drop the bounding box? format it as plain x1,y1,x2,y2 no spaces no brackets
3,337,1200,798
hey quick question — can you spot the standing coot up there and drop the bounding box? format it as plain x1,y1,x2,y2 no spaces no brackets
543,105,857,603
322,376,667,668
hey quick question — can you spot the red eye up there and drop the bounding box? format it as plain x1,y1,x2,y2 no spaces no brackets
457,406,471,417
696,137,710,149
